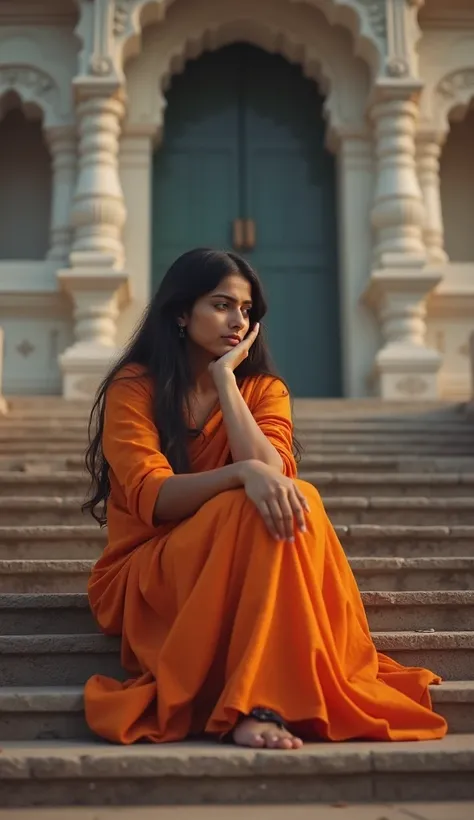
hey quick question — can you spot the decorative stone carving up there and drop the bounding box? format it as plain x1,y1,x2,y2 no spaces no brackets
89,55,114,77
88,0,115,78
356,0,387,41
0,65,55,97
386,58,409,78
395,375,428,396
437,69,474,101
383,0,423,81
114,0,131,37
16,340,35,358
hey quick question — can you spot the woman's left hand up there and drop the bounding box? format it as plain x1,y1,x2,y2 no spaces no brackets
209,323,260,378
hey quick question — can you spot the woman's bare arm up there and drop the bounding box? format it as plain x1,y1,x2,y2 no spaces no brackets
153,460,248,524
212,369,283,471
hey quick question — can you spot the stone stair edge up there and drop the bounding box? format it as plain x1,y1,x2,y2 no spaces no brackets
2,523,474,538
2,590,474,610
2,470,474,484
3,495,474,511
1,733,474,779
2,556,474,570
1,631,472,654
0,680,473,712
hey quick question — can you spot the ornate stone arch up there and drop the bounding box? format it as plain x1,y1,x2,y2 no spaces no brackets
0,64,64,128
115,0,384,79
419,35,474,133
124,0,370,143
435,67,474,130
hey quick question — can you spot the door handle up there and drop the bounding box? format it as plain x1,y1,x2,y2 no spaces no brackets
244,218,256,250
232,218,245,250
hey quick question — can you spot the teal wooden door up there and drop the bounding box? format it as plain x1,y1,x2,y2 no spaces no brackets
152,45,341,396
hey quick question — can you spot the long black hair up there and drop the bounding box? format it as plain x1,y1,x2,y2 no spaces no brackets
82,248,299,525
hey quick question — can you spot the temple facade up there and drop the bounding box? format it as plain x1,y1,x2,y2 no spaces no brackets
0,0,473,399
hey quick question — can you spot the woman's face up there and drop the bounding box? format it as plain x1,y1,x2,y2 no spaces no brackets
183,273,253,360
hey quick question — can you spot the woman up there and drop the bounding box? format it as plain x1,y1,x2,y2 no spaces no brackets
83,248,447,749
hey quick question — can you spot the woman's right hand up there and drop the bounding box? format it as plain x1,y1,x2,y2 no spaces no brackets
240,460,310,542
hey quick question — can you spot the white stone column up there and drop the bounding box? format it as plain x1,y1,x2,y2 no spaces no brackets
116,127,155,345
335,128,379,397
371,95,426,265
45,126,77,263
416,130,448,264
70,92,126,268
58,86,129,399
365,88,442,400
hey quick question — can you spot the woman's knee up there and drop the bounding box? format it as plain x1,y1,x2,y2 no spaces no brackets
295,478,322,503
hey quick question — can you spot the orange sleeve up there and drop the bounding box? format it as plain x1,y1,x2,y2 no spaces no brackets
251,377,297,478
103,372,174,527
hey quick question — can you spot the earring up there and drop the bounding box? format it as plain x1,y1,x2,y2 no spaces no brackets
178,324,185,339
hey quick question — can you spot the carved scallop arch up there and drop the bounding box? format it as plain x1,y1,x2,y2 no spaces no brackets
435,68,474,131
124,0,370,142
116,0,385,79
419,35,474,134
0,64,64,127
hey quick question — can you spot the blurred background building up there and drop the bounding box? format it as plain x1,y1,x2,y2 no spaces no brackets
0,0,473,400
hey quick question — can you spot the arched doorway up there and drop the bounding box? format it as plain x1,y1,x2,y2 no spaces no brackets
152,44,341,396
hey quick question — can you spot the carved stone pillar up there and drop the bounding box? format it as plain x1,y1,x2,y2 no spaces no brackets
416,130,448,264
366,86,442,400
70,91,126,268
370,93,426,265
45,126,77,263
58,86,129,399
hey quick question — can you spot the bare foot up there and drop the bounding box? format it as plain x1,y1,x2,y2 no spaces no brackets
233,717,303,750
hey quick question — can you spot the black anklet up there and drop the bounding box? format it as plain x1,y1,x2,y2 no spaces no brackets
220,706,288,744
245,707,288,731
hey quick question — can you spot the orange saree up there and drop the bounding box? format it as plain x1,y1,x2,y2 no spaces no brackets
84,365,448,744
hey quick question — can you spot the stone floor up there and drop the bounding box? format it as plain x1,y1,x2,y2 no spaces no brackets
1,803,474,819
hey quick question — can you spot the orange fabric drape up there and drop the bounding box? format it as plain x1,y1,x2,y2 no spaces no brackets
84,365,447,744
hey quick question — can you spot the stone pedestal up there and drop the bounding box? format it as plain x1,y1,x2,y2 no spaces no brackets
58,266,128,399
365,268,442,400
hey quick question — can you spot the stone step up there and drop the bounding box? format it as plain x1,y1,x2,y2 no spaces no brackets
1,591,474,636
306,472,474,497
3,807,474,820
3,495,474,527
298,455,474,473
302,446,474,457
297,428,474,440
1,680,473,742
0,733,474,806
3,455,474,476
1,524,474,561
2,555,474,594
4,441,474,461
325,497,474,526
1,631,471,686
2,470,474,498
3,425,474,440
